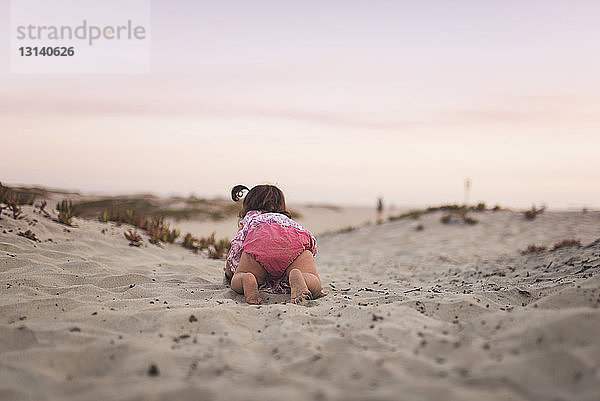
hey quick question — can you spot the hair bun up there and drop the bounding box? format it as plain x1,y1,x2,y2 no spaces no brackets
231,185,249,202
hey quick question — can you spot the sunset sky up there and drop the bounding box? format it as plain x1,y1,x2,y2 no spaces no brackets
1,0,599,208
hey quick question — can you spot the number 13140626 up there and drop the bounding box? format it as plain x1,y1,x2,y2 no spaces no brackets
19,47,75,56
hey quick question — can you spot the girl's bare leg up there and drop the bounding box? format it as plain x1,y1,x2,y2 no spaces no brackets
231,272,262,304
285,250,322,304
231,252,267,304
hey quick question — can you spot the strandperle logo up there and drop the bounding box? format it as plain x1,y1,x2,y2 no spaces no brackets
11,0,151,73
15,19,147,46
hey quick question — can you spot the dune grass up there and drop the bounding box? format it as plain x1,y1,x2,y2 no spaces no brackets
523,205,545,220
0,182,38,220
73,195,240,222
182,232,230,259
388,203,495,225
519,239,581,255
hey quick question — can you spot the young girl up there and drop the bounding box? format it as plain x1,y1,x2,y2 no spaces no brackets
225,184,321,305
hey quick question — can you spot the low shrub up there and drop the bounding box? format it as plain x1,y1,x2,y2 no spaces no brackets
124,229,143,247
56,199,76,226
182,232,229,258
523,205,545,220
441,209,478,225
36,200,51,218
17,229,40,242
389,203,492,222
519,244,547,255
209,238,230,259
551,239,581,251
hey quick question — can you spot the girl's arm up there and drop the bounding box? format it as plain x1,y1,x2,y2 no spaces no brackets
225,248,234,276
224,260,234,284
225,217,249,278
224,241,238,284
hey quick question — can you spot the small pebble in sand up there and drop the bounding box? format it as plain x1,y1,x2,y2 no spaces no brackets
148,364,159,376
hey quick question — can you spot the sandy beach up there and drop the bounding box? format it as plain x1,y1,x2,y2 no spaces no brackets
3,1,599,400
1,205,599,401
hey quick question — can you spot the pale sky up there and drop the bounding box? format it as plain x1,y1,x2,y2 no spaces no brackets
1,0,599,208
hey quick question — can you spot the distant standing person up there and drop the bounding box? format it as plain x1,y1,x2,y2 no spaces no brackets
376,196,384,224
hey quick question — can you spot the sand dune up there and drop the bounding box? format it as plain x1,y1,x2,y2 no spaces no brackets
172,204,383,239
1,206,599,401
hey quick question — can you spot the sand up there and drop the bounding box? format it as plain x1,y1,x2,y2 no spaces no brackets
1,206,599,401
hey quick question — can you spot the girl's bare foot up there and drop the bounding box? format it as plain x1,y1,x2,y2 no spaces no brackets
241,273,263,304
289,268,312,304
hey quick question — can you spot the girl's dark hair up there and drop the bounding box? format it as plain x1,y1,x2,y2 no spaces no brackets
231,184,291,218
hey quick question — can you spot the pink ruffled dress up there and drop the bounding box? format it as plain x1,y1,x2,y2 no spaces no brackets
227,210,317,294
